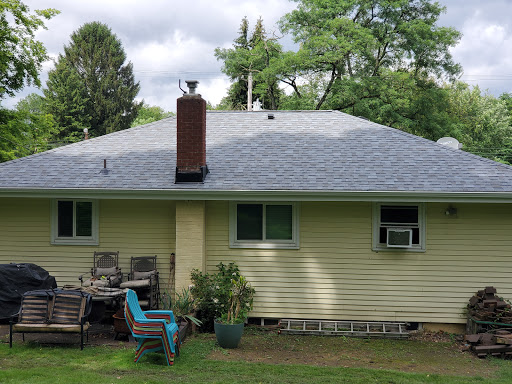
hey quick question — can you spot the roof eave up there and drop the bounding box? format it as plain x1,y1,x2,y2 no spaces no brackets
1,188,512,203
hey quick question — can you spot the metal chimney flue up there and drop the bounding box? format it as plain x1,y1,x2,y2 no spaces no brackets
185,80,199,95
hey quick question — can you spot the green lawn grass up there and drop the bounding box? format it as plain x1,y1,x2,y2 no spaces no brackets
2,334,512,384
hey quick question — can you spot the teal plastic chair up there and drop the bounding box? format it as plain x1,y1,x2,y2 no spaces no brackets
124,289,180,365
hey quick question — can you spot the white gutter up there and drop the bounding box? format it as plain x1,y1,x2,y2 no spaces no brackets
1,188,512,203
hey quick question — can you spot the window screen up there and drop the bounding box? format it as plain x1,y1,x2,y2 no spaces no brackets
76,201,92,237
266,205,293,240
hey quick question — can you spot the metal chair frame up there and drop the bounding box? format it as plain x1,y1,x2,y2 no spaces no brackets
79,251,122,288
125,256,160,310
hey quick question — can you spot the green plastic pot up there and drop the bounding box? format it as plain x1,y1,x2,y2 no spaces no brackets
214,320,244,348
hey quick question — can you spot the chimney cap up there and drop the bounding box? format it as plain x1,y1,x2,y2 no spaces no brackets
185,80,199,95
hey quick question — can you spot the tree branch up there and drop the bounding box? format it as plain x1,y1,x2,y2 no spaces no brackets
316,66,337,110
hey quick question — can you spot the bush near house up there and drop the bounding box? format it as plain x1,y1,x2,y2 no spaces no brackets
190,262,247,332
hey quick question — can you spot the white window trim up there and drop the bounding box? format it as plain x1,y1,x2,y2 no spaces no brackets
229,202,300,249
51,199,99,245
372,202,425,252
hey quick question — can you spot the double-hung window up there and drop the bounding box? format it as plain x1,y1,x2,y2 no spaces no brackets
230,202,299,249
51,199,99,245
372,203,425,251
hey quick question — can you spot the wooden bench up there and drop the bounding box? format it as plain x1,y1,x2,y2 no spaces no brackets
9,289,92,350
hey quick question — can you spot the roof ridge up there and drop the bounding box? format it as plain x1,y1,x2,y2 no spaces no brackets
206,110,335,114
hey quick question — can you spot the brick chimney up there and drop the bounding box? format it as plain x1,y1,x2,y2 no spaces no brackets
175,80,208,183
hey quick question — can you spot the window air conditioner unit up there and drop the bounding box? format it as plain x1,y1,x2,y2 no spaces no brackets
387,227,413,248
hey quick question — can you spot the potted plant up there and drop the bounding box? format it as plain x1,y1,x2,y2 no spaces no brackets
214,275,255,348
161,287,202,342
190,262,243,333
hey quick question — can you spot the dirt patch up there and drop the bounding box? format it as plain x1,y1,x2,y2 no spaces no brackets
208,327,499,378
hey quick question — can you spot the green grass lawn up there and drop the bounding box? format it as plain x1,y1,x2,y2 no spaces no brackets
2,332,512,383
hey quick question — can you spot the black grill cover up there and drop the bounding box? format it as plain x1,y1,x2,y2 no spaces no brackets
0,263,57,319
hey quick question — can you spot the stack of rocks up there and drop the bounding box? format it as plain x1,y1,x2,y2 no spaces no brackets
465,287,512,358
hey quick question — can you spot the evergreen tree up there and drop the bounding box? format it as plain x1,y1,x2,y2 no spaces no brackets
44,22,141,140
215,17,283,110
44,58,90,142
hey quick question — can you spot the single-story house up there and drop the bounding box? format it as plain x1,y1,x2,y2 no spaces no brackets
1,81,512,331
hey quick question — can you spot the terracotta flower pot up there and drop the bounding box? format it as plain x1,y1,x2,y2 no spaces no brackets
214,320,244,348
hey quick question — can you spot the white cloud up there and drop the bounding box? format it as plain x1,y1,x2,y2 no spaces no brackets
5,0,512,110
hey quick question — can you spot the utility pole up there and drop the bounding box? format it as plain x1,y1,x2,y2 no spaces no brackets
247,72,253,111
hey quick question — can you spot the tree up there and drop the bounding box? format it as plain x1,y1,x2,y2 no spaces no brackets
215,17,283,110
130,103,173,127
44,58,90,142
44,22,141,139
446,83,512,163
0,98,57,162
15,92,46,115
278,0,461,110
0,1,59,98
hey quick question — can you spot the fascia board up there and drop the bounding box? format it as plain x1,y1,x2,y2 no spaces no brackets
1,188,512,203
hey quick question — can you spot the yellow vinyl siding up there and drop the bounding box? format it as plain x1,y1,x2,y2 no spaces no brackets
2,197,511,324
206,201,512,324
0,198,176,288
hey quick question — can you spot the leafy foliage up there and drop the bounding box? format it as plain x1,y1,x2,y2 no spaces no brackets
214,1,512,165
446,83,512,163
130,103,173,127
215,17,283,110
0,0,59,98
160,288,202,327
44,22,141,140
279,0,461,110
190,262,254,332
0,105,56,162
222,275,255,325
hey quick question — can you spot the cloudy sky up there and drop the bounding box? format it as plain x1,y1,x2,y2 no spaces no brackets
5,0,512,111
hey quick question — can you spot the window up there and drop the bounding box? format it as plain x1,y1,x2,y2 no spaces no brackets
51,199,99,245
372,203,425,251
230,202,299,249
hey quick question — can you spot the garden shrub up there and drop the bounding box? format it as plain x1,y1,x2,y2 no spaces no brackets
190,262,241,332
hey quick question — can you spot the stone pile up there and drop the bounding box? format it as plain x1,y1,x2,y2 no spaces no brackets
465,287,512,358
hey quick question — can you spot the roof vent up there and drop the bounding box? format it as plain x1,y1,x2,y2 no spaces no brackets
267,113,274,120
99,159,110,175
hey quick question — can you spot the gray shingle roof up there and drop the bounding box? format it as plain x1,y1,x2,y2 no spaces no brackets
1,110,512,193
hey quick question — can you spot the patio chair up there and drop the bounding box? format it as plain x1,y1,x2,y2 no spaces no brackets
79,251,122,288
124,289,180,366
120,256,160,309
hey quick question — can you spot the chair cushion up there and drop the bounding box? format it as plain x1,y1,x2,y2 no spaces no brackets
83,278,107,287
82,277,121,288
95,267,117,276
120,279,152,289
133,270,156,280
13,323,90,333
